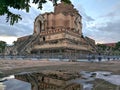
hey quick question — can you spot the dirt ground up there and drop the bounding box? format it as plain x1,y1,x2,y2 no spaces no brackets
0,59,120,77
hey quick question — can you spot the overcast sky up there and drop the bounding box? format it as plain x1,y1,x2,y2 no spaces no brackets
0,0,120,45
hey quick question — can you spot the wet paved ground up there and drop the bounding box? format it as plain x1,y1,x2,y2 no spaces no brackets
3,79,31,90
0,59,120,90
1,70,120,90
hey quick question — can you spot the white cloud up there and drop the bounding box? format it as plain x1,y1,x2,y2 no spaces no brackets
72,1,95,22
83,19,120,43
0,36,18,45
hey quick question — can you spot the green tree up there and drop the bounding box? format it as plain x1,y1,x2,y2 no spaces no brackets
0,0,71,25
97,44,107,50
115,41,120,50
97,44,113,55
0,41,7,53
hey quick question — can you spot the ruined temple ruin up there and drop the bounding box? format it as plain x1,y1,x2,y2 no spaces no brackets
5,2,96,58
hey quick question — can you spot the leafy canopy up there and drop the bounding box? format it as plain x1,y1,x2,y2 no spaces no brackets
0,0,71,25
115,41,120,50
0,41,6,53
97,41,120,55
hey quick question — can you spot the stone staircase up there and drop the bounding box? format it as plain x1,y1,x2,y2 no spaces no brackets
17,34,40,55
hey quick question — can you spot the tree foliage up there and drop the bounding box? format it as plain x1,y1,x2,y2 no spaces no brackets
97,42,120,55
115,41,120,50
0,41,6,53
97,44,107,51
0,0,71,25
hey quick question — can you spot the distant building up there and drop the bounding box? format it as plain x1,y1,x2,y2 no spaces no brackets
5,2,96,58
99,43,116,48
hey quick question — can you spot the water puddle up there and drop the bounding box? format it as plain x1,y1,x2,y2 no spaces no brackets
95,71,120,85
69,78,93,90
80,71,120,85
3,79,31,90
0,75,31,90
0,71,120,90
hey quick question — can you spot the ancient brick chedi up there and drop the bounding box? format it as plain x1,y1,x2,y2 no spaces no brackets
5,2,96,58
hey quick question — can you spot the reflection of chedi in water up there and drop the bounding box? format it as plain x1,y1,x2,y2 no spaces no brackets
15,70,82,90
2,70,120,90
5,2,96,58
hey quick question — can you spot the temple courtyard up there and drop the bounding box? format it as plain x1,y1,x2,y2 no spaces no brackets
0,59,120,77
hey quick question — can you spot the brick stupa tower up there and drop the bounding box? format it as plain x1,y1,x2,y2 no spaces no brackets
5,2,96,59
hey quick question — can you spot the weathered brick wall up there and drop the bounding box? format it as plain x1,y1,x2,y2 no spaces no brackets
54,2,79,15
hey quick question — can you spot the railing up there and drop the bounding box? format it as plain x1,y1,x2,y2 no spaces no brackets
0,54,120,61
